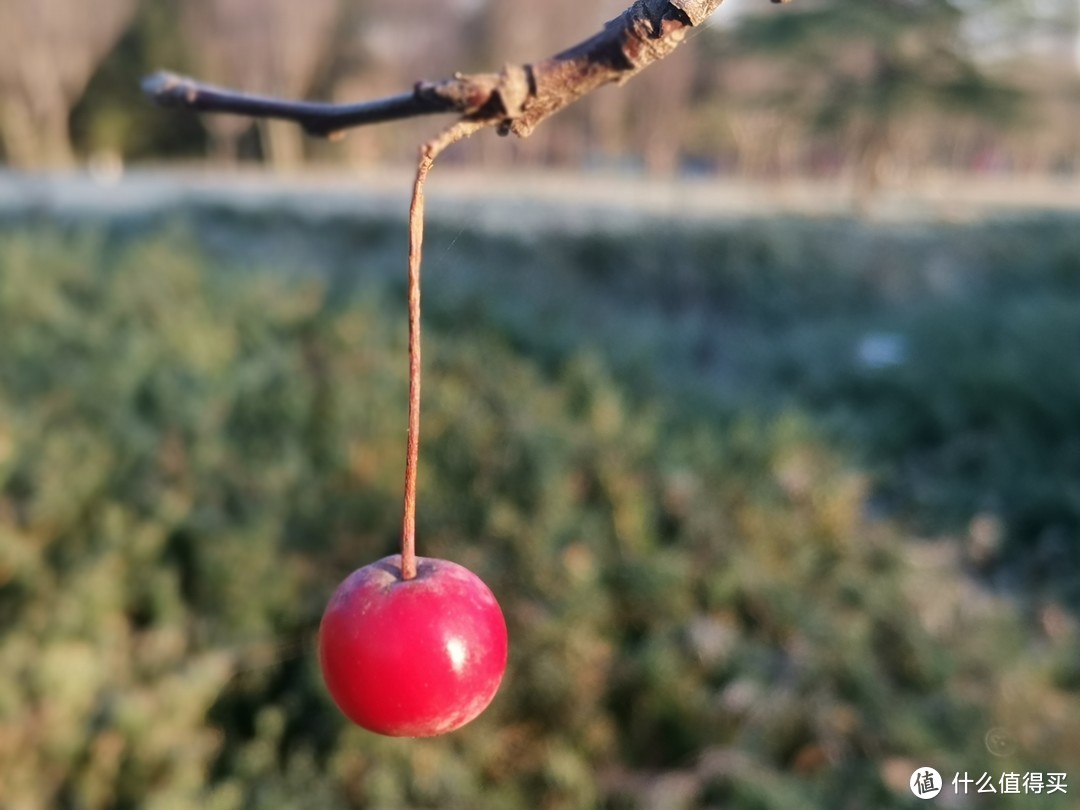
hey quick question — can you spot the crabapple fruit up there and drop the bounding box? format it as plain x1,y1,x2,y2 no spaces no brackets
318,554,507,737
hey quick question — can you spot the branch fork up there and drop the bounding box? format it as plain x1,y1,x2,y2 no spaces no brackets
144,0,793,142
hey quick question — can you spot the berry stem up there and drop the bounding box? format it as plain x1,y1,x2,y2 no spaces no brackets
400,120,485,582
400,155,430,582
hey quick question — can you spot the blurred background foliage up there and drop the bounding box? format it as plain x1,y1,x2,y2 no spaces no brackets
3,0,1080,807
1,209,1078,808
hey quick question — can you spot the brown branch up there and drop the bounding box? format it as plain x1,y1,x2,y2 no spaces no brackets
144,0,793,140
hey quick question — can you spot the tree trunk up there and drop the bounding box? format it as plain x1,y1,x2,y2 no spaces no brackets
259,119,305,170
209,131,241,165
38,104,77,167
0,99,40,167
852,122,890,217
0,95,75,168
1074,0,1080,73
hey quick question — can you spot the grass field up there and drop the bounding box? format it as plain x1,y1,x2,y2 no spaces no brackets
1,180,1078,808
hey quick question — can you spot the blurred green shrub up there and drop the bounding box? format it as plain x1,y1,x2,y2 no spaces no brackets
0,227,1076,809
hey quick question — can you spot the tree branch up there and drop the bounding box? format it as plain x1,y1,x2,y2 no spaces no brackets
144,0,793,139
141,72,453,138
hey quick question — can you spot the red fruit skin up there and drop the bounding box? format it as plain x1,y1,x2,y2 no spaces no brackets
318,554,508,737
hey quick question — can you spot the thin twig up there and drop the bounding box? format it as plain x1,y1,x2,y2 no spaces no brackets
141,72,453,137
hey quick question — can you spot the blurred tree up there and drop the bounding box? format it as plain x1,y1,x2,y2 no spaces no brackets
729,0,1022,209
3,0,1073,175
181,0,341,166
328,0,475,167
629,49,697,174
1075,0,1080,70
72,0,210,162
0,0,138,167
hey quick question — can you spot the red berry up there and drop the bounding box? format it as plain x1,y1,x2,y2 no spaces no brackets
318,554,508,737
